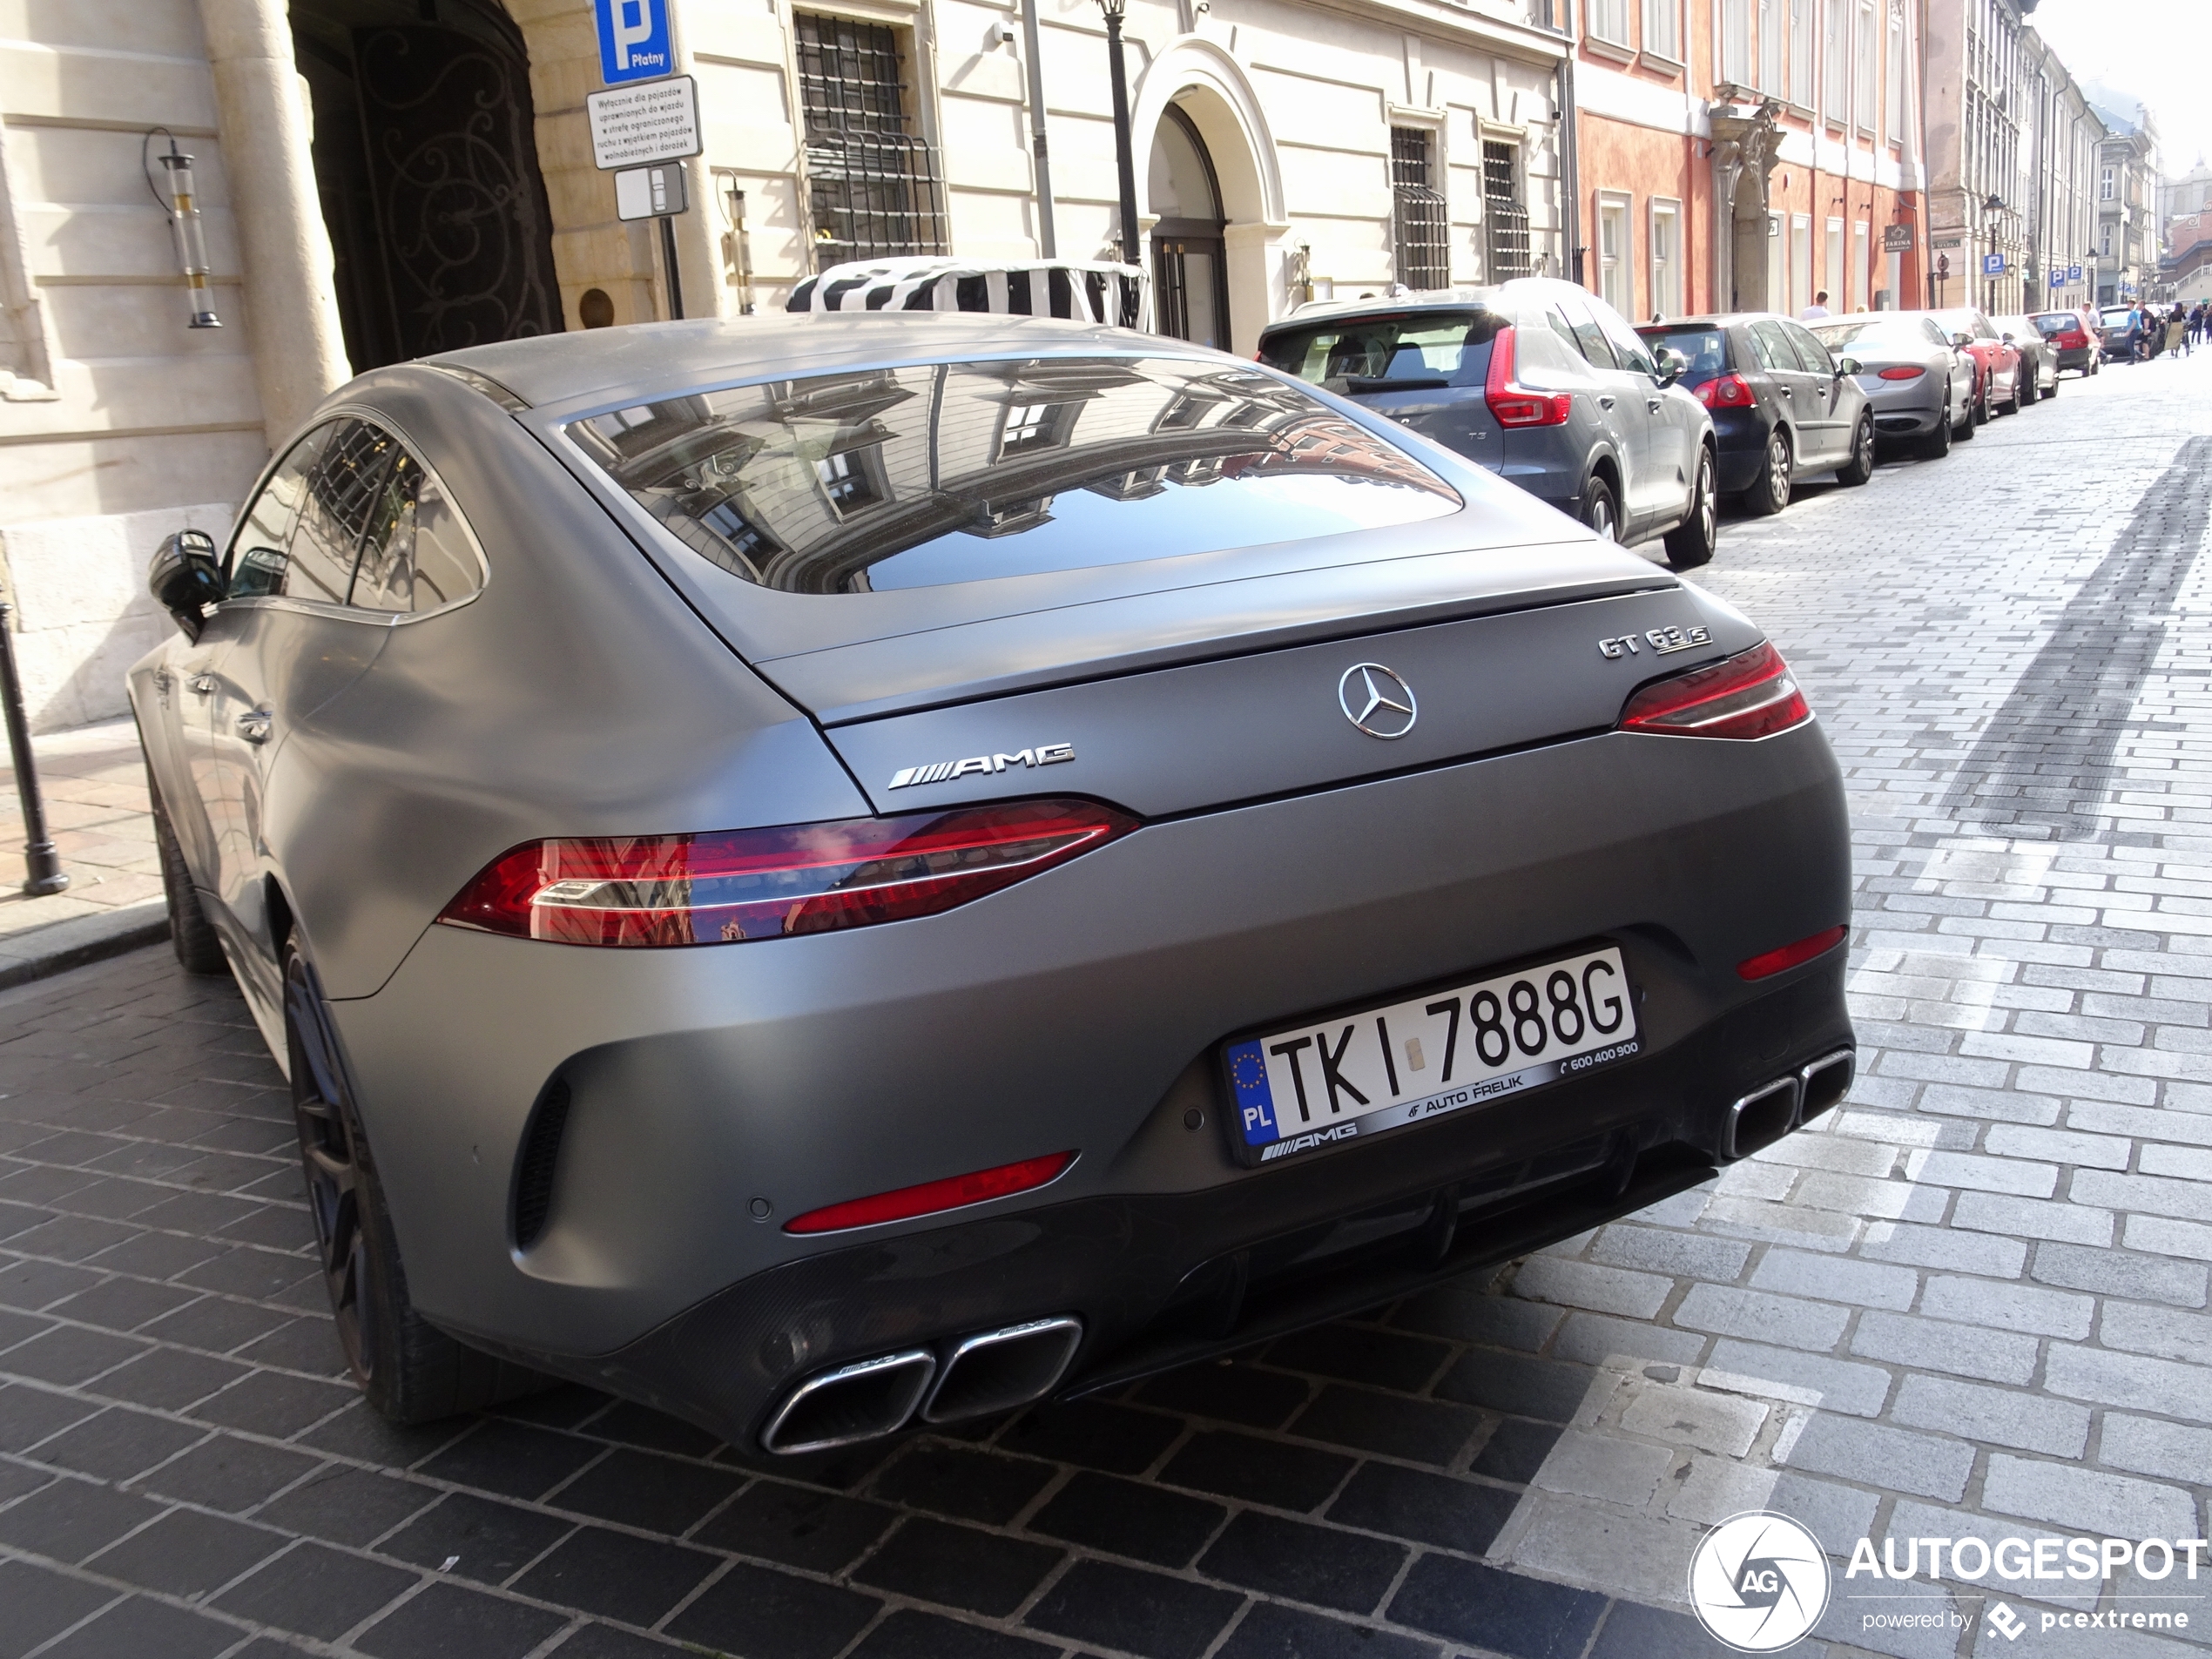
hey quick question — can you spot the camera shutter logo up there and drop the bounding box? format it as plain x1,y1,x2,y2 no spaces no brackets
1689,1511,1831,1652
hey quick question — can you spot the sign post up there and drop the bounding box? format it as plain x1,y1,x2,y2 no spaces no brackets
586,10,701,322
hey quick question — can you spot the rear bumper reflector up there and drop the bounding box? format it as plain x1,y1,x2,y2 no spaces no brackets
1738,925,1848,981
785,1151,1077,1235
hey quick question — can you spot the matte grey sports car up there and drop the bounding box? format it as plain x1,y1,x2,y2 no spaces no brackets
132,314,1853,1454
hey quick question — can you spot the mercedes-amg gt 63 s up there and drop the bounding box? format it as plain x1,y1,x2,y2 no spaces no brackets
134,314,1852,1454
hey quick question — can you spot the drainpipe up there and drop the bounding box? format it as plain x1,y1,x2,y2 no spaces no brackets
1557,30,1581,285
196,0,349,443
1022,0,1057,257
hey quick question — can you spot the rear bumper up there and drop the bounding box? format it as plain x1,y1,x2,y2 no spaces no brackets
1710,409,1772,493
579,966,1851,1448
2054,347,2094,370
327,719,1852,1443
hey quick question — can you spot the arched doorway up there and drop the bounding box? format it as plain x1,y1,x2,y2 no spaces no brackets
1149,105,1231,351
292,0,562,370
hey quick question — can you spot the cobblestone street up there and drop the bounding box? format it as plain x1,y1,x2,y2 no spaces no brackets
0,355,2208,1659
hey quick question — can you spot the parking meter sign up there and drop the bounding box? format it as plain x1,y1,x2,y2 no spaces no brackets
597,0,673,85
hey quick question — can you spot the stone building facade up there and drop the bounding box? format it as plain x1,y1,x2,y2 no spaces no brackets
0,0,1569,732
2089,100,2158,307
1922,0,2101,320
1554,0,1926,325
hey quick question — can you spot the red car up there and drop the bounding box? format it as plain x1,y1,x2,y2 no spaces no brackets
2028,307,2103,377
1916,307,2023,421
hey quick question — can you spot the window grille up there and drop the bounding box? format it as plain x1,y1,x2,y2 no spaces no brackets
1481,142,1530,282
794,13,948,269
1391,129,1449,291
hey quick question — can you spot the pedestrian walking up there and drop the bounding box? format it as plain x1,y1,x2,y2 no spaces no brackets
2168,304,2188,358
1800,290,1831,320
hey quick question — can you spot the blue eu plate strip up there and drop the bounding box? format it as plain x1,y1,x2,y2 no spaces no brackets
1227,1039,1279,1146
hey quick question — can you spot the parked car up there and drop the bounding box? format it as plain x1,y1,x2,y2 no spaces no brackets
1923,308,2022,419
1635,314,1876,516
2028,307,2101,377
1991,316,2057,401
132,314,1853,1451
1258,278,1718,568
1807,313,1976,459
2099,307,2144,362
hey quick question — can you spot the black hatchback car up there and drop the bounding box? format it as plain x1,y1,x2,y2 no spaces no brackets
1636,314,1876,516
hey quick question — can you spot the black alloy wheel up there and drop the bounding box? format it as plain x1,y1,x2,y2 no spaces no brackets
1744,427,1791,516
1972,377,1989,427
152,785,227,975
284,934,550,1423
1920,386,1953,458
1582,474,1620,542
1836,414,1876,486
288,945,374,1383
1663,445,1717,570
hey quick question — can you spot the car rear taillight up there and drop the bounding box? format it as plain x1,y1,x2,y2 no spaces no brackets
1694,373,1757,408
1484,327,1575,428
438,799,1138,947
1619,641,1811,741
784,1151,1076,1234
1876,365,1925,381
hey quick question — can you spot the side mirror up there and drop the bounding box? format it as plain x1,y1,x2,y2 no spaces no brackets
1654,347,1687,388
1952,333,1975,351
1838,356,1863,376
148,529,226,642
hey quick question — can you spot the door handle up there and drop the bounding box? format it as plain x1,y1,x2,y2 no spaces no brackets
1647,397,1663,412
1778,387,1793,397
1598,395,1616,409
187,674,216,697
235,711,273,745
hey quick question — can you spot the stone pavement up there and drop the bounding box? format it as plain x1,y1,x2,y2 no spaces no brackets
0,354,2205,1659
0,717,165,987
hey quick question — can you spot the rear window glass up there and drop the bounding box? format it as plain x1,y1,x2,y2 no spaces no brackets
570,357,1463,595
1808,319,1919,351
1640,327,1730,383
2028,314,2072,335
1257,312,1503,392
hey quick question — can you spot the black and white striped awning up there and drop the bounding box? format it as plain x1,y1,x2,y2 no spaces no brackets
787,257,1149,329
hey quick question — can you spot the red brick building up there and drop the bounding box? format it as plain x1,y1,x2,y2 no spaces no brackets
1557,0,1925,320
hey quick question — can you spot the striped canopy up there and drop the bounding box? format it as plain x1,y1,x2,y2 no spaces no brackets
786,257,1149,329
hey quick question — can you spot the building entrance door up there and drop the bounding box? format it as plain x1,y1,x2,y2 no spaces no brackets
293,0,562,369
1148,105,1231,350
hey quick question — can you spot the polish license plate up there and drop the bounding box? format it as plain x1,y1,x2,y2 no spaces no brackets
1223,946,1639,1165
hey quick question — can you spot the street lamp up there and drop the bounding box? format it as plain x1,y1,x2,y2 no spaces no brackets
1097,0,1142,273
142,129,220,330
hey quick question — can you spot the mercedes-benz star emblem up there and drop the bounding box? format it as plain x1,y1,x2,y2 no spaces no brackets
1338,663,1418,739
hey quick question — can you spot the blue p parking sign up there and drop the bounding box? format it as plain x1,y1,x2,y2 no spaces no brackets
597,0,672,84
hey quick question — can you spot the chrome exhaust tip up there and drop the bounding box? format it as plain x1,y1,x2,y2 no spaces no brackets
1798,1048,1855,1122
759,1349,935,1456
921,1316,1083,1424
1725,1076,1801,1161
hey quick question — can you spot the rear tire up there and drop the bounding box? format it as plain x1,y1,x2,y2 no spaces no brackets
2017,367,2036,407
151,786,227,975
1663,446,1717,570
1581,474,1621,543
1743,428,1791,516
1920,389,1954,458
1836,414,1876,486
286,936,550,1425
1972,380,1989,427
2043,373,2058,397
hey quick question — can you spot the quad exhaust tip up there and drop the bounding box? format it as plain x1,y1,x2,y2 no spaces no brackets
921,1316,1083,1424
760,1315,1083,1455
759,1349,935,1456
1725,1047,1856,1161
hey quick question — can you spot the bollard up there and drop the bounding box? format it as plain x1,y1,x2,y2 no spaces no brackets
0,602,67,896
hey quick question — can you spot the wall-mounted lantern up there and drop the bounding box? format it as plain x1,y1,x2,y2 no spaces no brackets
143,130,220,330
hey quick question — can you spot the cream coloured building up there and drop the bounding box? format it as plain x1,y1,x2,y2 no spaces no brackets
0,0,1569,732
